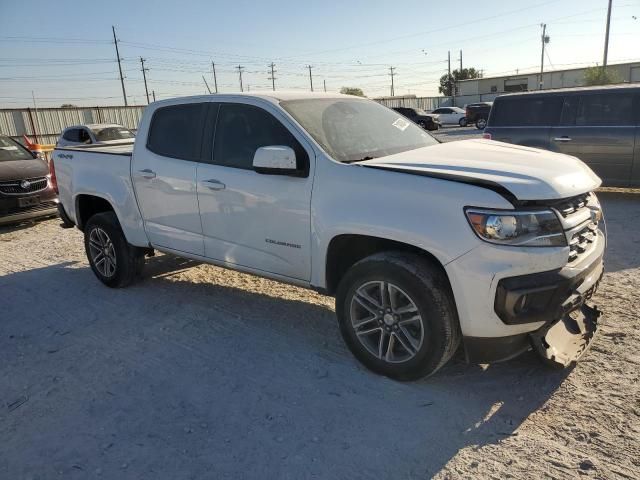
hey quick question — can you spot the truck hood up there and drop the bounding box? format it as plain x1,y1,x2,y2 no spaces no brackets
0,158,49,182
360,139,601,201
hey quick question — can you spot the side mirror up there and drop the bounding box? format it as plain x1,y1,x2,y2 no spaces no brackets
253,146,298,175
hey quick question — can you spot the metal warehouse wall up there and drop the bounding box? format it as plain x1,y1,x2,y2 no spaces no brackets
0,106,146,145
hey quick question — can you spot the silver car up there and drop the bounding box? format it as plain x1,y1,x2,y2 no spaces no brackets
57,124,135,148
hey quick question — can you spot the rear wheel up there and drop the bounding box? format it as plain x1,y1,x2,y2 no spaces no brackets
84,212,144,288
336,252,461,381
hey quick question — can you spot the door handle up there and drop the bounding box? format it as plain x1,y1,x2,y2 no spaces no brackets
553,137,572,142
137,168,156,179
202,179,226,190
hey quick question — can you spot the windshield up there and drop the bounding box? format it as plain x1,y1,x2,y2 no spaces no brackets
0,136,34,162
281,98,438,162
91,126,135,142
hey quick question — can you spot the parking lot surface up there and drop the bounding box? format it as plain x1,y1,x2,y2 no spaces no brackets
1,191,638,479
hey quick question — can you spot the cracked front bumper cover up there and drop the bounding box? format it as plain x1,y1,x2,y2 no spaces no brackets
530,302,602,367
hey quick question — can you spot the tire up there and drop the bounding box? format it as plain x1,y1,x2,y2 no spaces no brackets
476,118,487,129
459,117,468,127
417,121,427,129
335,252,461,381
84,211,144,288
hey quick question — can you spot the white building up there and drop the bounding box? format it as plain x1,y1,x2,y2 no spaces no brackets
457,61,640,98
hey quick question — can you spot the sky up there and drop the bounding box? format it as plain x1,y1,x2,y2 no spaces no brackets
0,0,639,107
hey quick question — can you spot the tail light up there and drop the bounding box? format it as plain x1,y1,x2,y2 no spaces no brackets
483,133,492,140
49,159,59,194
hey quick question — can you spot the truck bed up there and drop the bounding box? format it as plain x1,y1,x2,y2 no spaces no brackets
55,143,134,156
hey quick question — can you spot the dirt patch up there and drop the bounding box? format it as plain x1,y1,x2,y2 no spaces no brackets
0,191,638,479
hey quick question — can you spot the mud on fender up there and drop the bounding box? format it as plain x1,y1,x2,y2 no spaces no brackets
530,303,602,368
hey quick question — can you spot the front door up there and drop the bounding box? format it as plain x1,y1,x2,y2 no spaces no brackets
550,92,637,186
196,102,313,281
131,102,208,255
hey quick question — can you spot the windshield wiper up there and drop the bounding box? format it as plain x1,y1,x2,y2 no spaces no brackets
342,156,375,164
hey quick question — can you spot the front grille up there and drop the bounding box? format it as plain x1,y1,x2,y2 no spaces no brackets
568,221,598,263
0,177,48,195
553,193,590,217
4,200,57,216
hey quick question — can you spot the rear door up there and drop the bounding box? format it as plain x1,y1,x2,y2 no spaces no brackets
195,101,314,281
131,101,208,255
433,108,454,124
488,96,562,149
549,92,637,186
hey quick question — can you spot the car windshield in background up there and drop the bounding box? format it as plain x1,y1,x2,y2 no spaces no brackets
91,127,135,142
0,136,33,162
281,98,438,162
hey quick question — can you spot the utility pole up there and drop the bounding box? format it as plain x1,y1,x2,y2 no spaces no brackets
268,62,277,91
202,75,212,94
112,26,127,106
603,0,613,67
389,66,396,97
152,90,156,102
447,51,453,97
140,57,150,104
236,65,244,92
459,50,463,72
539,23,549,90
323,79,327,92
307,65,314,91
211,62,218,93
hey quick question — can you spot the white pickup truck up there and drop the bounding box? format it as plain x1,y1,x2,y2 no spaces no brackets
53,92,605,380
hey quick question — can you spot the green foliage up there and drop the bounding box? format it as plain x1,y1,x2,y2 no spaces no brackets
583,67,623,86
340,87,365,97
438,68,482,96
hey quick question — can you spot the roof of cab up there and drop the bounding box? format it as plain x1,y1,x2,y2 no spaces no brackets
150,91,359,107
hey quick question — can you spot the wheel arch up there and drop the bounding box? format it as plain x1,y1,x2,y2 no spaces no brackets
75,194,116,231
323,234,451,296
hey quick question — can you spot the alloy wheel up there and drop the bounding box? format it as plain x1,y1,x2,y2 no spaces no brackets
88,227,117,277
349,281,425,363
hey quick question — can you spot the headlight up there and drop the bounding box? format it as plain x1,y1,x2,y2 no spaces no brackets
465,208,566,246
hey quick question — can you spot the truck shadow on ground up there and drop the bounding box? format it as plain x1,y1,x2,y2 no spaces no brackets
1,256,571,479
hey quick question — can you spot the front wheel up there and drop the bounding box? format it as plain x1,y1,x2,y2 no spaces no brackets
336,252,461,381
476,118,487,129
84,211,144,288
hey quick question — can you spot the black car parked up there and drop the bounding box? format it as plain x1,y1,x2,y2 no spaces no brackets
0,135,58,225
465,102,493,129
483,85,640,187
392,107,440,131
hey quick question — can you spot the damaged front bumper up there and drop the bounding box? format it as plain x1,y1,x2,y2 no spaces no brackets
464,237,604,367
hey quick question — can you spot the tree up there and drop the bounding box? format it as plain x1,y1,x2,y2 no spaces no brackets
438,68,482,96
60,104,78,108
340,87,365,97
583,66,622,86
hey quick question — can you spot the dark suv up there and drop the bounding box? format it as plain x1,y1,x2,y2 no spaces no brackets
483,85,640,187
465,102,493,129
392,107,440,131
0,135,58,225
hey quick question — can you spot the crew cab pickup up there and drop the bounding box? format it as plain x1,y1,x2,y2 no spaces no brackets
53,92,605,380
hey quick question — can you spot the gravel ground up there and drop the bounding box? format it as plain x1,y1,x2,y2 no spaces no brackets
1,191,638,480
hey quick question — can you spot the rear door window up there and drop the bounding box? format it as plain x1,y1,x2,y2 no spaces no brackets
492,97,563,126
575,93,634,126
147,103,207,160
62,129,81,142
